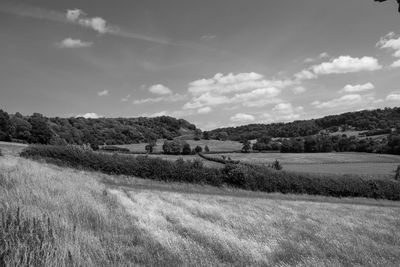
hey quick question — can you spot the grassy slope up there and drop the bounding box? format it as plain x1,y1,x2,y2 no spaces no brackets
1,152,400,266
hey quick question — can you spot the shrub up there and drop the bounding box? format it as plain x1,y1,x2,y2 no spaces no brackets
268,159,282,170
20,145,222,186
182,143,192,155
204,145,210,153
194,145,203,153
0,149,2,156
20,145,400,200
100,146,130,153
162,140,182,155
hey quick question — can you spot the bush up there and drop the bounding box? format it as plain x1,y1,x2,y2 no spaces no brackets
20,145,400,200
0,149,2,156
182,143,192,155
21,145,222,186
204,145,210,153
100,146,130,153
162,140,182,155
194,145,203,153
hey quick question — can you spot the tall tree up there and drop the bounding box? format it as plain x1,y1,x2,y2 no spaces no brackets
0,109,12,141
29,113,53,144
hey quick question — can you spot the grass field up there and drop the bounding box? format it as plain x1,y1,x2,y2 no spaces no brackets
145,152,400,177
118,139,243,153
1,152,400,266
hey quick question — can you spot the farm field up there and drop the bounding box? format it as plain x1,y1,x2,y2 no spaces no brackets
146,152,400,177
1,153,399,266
117,139,243,153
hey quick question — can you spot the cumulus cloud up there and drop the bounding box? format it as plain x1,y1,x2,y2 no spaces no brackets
260,103,303,123
339,83,374,93
149,84,172,95
312,56,382,75
386,93,400,101
230,113,255,123
183,72,292,109
76,113,102,119
66,9,111,34
57,38,92,48
197,107,212,114
97,90,109,96
311,94,380,109
391,59,400,68
377,32,400,58
295,56,382,80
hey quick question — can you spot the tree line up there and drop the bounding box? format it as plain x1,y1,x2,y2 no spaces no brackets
0,109,197,146
205,107,400,141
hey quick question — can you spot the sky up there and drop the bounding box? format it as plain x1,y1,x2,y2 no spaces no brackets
0,0,400,130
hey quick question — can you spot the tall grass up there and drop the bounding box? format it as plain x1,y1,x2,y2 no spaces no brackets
1,155,400,266
21,145,400,200
0,156,183,266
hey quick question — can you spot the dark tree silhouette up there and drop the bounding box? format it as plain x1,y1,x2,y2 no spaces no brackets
375,0,400,12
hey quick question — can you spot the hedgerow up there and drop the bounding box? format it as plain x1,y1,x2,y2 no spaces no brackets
20,145,400,200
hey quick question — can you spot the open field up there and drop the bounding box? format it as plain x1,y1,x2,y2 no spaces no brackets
146,152,400,177
1,154,400,266
0,141,27,156
118,139,243,153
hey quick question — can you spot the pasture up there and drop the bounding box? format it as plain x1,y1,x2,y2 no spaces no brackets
1,154,400,266
118,139,243,153
147,152,400,177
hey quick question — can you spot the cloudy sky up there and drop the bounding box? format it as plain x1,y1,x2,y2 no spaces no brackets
1,0,400,129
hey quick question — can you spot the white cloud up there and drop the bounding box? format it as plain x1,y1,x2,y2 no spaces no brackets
76,113,102,119
184,72,292,109
66,9,84,21
319,52,329,58
149,84,172,95
121,94,131,102
294,70,317,80
57,38,92,48
390,59,400,68
197,107,212,114
292,86,306,94
133,94,186,104
311,56,382,75
295,56,382,80
386,93,400,101
97,90,109,96
311,94,380,109
66,9,111,34
230,113,255,123
377,32,400,58
339,83,374,93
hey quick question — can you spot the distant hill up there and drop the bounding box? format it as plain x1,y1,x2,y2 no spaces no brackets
0,109,197,145
206,107,400,141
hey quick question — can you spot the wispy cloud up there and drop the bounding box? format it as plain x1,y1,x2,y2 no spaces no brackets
57,38,92,48
0,3,172,45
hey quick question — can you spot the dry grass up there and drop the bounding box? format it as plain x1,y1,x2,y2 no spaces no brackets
1,154,400,266
110,188,400,266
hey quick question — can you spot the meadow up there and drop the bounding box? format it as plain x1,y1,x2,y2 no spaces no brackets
146,152,400,177
1,151,400,266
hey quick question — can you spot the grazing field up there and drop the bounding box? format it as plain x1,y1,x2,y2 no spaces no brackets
118,139,242,153
0,141,27,156
1,155,399,266
147,152,400,177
